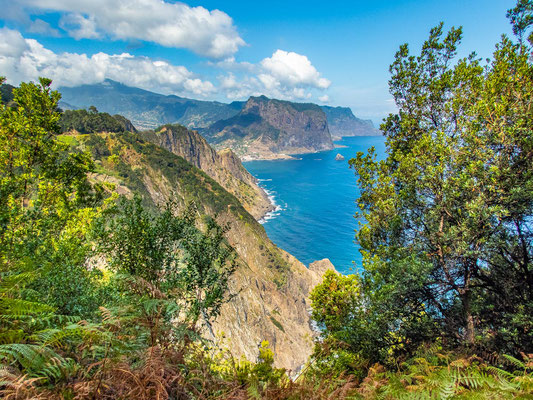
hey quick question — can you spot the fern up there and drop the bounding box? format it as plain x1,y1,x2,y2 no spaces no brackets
0,297,54,316
502,354,525,370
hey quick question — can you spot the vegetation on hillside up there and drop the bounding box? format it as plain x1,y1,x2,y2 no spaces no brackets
59,107,137,134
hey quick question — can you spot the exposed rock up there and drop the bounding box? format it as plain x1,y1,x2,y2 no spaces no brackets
141,125,273,220
85,132,322,372
203,96,334,159
308,259,338,285
321,105,380,137
335,153,345,161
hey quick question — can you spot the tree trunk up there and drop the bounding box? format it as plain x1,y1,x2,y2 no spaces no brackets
462,289,475,344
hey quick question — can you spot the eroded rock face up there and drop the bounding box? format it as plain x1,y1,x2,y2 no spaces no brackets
308,259,338,281
321,106,379,137
90,132,323,372
141,125,273,220
204,96,334,159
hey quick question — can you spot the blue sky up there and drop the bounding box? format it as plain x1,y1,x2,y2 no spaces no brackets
0,0,515,124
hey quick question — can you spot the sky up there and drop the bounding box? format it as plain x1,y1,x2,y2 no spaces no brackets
0,0,516,124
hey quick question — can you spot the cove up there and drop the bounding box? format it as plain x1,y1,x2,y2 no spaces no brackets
244,135,386,275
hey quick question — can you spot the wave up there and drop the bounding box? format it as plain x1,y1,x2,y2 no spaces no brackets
258,183,284,224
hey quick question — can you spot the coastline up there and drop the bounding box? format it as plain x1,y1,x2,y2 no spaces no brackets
243,135,382,222
255,180,283,224
238,134,382,162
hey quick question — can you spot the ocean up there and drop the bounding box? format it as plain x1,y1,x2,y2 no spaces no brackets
244,135,387,275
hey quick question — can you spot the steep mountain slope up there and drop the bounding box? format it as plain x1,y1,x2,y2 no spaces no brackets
59,80,243,130
203,96,334,160
321,106,379,137
140,124,272,220
75,131,326,372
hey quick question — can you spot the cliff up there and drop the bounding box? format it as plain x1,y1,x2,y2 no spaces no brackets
203,96,334,159
78,131,326,372
321,106,379,137
140,124,272,220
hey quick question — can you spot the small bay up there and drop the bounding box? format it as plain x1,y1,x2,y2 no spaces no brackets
244,135,386,275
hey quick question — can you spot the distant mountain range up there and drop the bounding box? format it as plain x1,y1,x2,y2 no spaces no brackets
59,80,244,130
322,105,379,138
59,80,380,159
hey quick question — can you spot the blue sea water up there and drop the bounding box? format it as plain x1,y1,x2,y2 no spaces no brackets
244,136,386,275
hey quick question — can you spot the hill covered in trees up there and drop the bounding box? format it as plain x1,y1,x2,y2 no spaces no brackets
59,107,137,134
59,79,244,130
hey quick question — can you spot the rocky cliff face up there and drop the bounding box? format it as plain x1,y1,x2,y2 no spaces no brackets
204,96,334,160
82,131,327,372
140,125,272,220
321,106,379,138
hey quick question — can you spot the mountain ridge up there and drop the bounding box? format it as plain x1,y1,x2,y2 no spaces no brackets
139,124,273,219
58,80,379,138
59,79,244,130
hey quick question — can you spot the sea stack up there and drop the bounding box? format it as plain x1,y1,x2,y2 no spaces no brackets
335,153,345,161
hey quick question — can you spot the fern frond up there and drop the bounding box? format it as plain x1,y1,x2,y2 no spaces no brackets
502,354,525,370
0,272,38,295
0,329,25,345
0,297,55,316
31,322,103,347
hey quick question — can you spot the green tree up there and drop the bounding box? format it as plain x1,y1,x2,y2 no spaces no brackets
0,77,111,390
346,3,532,358
0,77,106,317
94,196,237,346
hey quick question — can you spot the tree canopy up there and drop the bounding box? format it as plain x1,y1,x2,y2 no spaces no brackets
312,0,533,368
59,107,137,134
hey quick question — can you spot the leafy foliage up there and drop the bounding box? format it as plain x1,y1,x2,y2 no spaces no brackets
59,107,136,134
94,196,237,336
1,3,532,398
336,5,533,363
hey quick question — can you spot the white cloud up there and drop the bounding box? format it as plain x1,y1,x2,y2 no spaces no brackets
260,50,330,90
0,28,332,103
0,28,28,58
216,49,330,102
0,0,27,22
59,13,100,40
13,0,245,58
0,28,214,97
28,19,61,37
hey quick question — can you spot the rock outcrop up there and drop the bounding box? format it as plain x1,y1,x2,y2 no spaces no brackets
321,106,379,137
141,125,273,220
335,153,345,161
204,96,334,159
309,259,338,282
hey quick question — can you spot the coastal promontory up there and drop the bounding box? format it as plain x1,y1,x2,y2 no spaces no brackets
203,95,334,159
